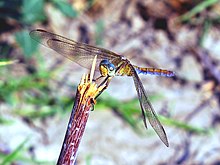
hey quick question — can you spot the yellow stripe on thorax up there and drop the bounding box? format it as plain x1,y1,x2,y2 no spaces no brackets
117,63,132,76
100,65,109,77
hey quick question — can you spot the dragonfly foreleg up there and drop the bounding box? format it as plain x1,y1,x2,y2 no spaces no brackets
94,75,104,83
95,76,112,99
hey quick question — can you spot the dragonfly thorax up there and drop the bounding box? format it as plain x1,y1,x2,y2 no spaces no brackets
99,59,116,77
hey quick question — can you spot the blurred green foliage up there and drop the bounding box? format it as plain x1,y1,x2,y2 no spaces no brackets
1,137,29,165
52,0,78,18
95,19,105,46
177,0,220,46
178,0,219,23
0,0,77,26
0,60,18,66
21,0,46,24
0,136,54,165
0,66,73,112
15,30,39,57
97,94,210,136
0,1,79,163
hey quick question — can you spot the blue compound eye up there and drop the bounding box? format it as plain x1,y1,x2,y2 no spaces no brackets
99,59,116,77
108,63,115,71
100,59,110,66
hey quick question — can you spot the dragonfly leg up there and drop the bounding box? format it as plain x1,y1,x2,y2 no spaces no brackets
94,75,104,83
90,76,112,111
95,76,112,99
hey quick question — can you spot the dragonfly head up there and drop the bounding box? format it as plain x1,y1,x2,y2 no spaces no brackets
99,59,116,77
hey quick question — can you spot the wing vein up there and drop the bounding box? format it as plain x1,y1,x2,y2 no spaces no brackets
129,64,169,147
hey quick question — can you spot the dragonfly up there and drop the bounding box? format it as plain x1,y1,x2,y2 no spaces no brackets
30,29,175,147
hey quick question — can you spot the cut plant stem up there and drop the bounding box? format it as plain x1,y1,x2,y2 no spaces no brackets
57,56,106,165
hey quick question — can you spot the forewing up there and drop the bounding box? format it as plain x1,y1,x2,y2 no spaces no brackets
129,64,169,147
29,29,120,69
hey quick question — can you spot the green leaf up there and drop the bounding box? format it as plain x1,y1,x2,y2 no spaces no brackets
0,116,13,125
0,60,18,66
199,19,212,47
15,30,39,57
178,0,219,22
1,137,29,165
21,0,46,24
53,0,78,18
95,20,105,46
160,116,210,135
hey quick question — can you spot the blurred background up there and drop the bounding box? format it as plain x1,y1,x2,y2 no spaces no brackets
1,0,220,164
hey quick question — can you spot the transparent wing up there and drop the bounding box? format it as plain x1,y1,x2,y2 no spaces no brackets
129,64,169,147
29,29,121,70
